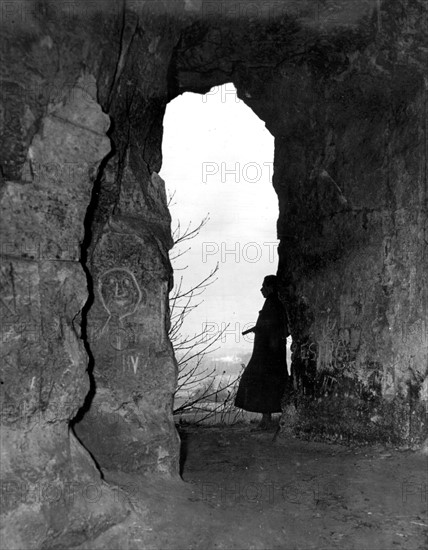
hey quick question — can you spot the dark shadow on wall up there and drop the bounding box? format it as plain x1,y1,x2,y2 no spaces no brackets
69,136,117,478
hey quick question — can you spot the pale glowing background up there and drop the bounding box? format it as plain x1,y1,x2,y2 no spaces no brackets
161,83,279,359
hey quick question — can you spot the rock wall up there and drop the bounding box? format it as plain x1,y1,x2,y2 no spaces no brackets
272,4,428,444
72,8,182,477
0,64,129,547
0,3,182,547
272,42,428,443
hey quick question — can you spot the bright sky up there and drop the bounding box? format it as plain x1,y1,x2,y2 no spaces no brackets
160,83,279,356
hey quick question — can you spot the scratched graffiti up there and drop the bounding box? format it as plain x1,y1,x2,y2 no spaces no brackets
316,317,337,372
98,268,144,321
121,350,153,375
96,267,147,340
313,317,362,375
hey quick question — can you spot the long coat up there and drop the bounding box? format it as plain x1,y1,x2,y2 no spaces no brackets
235,294,289,413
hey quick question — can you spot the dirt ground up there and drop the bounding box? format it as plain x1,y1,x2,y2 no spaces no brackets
81,424,427,550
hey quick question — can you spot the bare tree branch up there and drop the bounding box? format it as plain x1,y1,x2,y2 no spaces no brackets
168,209,239,418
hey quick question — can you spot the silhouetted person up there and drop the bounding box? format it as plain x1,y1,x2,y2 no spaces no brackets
235,275,289,429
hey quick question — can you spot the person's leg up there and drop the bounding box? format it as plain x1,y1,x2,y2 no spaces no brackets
254,412,272,430
261,413,271,426
250,412,274,431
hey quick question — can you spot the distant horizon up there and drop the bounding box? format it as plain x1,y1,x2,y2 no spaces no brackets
176,339,292,376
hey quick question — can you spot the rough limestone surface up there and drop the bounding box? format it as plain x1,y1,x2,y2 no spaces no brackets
1,70,131,548
73,163,179,474
1,1,428,547
72,7,183,475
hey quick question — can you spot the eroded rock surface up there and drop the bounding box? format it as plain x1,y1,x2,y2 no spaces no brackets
1,72,130,548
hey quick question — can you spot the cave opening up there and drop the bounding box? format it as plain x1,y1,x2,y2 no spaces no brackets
161,82,285,430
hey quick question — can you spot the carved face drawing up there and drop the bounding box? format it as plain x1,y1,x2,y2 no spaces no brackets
98,268,143,319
